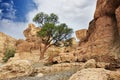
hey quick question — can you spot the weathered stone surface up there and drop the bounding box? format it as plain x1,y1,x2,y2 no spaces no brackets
0,32,16,53
16,40,34,53
0,60,33,79
36,73,44,77
16,24,41,53
75,29,87,41
116,6,120,36
23,23,41,42
76,0,120,63
82,0,120,62
52,0,120,63
96,62,110,68
83,59,96,68
34,62,84,74
53,52,77,63
69,68,120,80
94,0,120,19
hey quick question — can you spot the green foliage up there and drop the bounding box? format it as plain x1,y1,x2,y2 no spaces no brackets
37,23,73,46
33,12,73,59
33,12,58,26
2,48,16,62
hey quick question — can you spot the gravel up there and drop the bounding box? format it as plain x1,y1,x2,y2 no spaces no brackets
6,69,77,80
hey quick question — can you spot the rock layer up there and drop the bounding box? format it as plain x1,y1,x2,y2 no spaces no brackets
0,60,33,79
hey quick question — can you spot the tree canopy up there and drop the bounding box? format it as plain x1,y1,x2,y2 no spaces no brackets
33,12,58,26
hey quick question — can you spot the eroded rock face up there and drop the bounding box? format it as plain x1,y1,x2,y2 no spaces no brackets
94,0,120,19
53,0,120,63
16,24,41,53
82,0,120,62
23,23,41,42
0,60,33,79
0,32,16,53
69,68,120,80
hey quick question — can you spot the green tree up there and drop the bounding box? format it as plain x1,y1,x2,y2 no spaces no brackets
33,12,73,59
33,12,58,26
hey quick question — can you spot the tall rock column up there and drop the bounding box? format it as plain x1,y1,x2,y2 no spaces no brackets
77,0,120,63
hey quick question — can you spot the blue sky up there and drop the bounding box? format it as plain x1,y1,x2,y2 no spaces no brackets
0,0,96,39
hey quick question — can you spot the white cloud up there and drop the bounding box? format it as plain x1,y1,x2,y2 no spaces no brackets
0,9,2,14
0,0,97,39
27,0,96,31
0,19,27,39
26,0,96,39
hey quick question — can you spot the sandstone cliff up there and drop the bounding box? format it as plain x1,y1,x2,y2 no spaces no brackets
0,32,16,53
16,23,41,53
80,0,120,62
23,23,41,42
53,0,120,63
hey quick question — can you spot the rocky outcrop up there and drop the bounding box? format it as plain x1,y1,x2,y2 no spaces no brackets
16,23,41,53
53,0,120,63
0,60,33,79
75,29,87,41
23,23,41,42
83,59,96,68
0,32,16,53
77,0,120,62
69,68,120,80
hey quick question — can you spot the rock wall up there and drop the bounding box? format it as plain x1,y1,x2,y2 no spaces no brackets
77,0,120,62
0,32,16,53
53,0,120,63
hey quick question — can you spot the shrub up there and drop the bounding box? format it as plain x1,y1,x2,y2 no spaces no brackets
2,48,16,62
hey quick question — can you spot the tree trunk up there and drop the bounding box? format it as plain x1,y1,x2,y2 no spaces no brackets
39,44,49,60
40,51,44,60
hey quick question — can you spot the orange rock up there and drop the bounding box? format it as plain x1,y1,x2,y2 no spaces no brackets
0,32,16,53
75,29,87,41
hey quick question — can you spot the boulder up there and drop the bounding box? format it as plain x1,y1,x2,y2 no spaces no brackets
69,68,120,80
83,59,96,68
36,73,44,77
0,60,33,79
75,29,87,41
